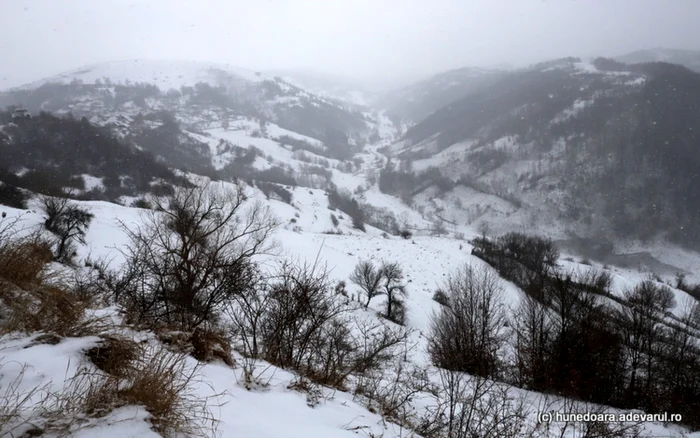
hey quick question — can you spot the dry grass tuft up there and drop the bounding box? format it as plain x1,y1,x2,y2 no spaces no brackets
0,226,107,338
0,361,51,437
0,237,53,288
157,326,235,368
45,343,218,437
191,327,235,367
85,336,140,378
0,282,107,337
118,345,210,435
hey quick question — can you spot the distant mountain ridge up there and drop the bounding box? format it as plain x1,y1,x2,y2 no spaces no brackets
384,56,700,249
0,59,378,163
7,59,264,92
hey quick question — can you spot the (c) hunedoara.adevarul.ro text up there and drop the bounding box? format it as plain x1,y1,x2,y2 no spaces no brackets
537,411,682,424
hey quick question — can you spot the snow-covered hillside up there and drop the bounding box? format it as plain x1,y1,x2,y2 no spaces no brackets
382,56,700,258
0,59,383,161
10,59,264,92
2,176,700,437
2,54,700,437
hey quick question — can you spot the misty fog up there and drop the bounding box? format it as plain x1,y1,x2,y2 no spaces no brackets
2,0,699,89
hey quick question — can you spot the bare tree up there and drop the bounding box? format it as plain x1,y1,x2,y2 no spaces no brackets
349,260,383,308
115,181,278,330
41,196,94,262
226,272,269,358
511,293,554,391
379,262,407,324
617,280,675,408
428,264,506,378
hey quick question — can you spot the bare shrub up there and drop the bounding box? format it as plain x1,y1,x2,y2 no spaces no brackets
237,355,274,391
617,280,677,410
253,259,410,388
114,181,278,330
334,280,347,297
70,258,116,308
226,276,270,358
428,264,506,378
259,260,345,379
511,294,555,391
353,351,428,430
419,370,530,438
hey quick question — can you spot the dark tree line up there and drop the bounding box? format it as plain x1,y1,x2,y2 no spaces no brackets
126,111,215,176
326,185,366,231
446,232,700,429
378,163,454,201
0,110,182,201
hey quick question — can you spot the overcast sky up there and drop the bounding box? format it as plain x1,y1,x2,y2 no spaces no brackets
1,0,699,89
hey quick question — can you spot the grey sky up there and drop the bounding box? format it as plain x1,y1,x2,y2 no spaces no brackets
1,0,699,89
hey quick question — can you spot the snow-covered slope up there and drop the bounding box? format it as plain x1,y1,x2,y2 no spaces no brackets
3,55,700,437
0,59,382,161
11,59,263,92
265,69,383,107
2,180,700,437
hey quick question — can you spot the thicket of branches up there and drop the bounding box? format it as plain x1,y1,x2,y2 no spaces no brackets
4,177,700,436
112,181,278,330
0,214,217,437
462,231,700,429
227,259,411,389
428,264,506,378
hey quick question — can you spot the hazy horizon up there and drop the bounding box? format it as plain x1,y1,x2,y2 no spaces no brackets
2,0,700,90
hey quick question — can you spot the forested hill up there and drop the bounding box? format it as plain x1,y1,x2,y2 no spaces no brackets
0,110,184,204
389,58,700,248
